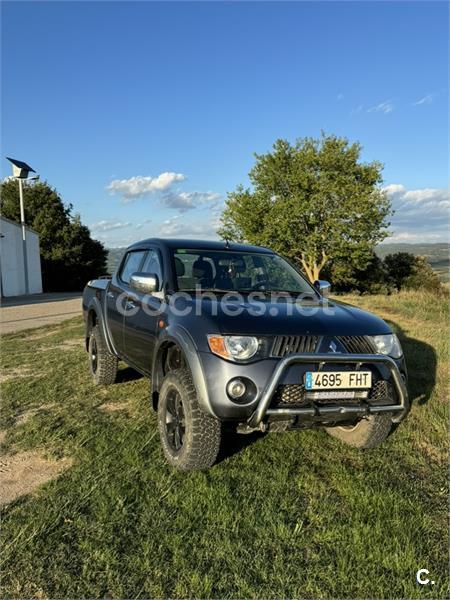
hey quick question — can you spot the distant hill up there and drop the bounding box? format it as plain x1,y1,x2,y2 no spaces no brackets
105,242,449,282
376,243,449,282
106,247,126,275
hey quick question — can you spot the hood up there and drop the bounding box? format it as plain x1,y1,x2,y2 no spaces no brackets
174,295,391,336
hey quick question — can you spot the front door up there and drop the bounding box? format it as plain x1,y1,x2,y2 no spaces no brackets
123,248,164,374
106,249,146,356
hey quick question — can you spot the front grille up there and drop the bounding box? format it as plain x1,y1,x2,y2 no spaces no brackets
271,335,377,357
337,335,376,354
271,335,319,357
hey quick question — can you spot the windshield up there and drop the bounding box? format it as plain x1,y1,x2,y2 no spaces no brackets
172,249,317,295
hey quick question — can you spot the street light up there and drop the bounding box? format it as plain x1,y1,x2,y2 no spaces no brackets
6,157,39,295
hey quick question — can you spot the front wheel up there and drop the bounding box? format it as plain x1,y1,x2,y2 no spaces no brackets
157,369,221,471
326,414,392,449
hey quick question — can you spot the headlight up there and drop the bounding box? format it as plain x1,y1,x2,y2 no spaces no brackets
208,335,260,361
371,334,403,358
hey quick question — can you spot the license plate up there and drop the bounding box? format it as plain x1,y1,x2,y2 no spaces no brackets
304,371,372,390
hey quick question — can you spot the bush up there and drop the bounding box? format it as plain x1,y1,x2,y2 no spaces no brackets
324,251,394,295
323,251,442,296
384,253,442,294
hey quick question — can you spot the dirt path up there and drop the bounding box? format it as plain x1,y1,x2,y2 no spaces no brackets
0,293,82,334
0,450,72,507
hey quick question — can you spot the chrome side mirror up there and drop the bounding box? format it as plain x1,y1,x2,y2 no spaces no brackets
314,279,331,298
130,272,159,294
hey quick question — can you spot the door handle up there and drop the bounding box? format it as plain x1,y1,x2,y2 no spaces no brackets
107,292,114,299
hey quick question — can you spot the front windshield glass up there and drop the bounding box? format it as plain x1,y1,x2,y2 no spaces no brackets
172,249,317,295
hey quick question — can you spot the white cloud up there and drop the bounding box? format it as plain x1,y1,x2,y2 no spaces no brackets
368,100,394,114
158,215,220,239
337,93,344,101
383,231,445,243
107,172,186,202
90,220,132,232
383,184,450,243
136,218,152,230
161,190,221,212
413,94,434,106
105,171,222,213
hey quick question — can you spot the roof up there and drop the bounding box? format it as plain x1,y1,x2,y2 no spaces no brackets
0,215,39,236
128,238,274,254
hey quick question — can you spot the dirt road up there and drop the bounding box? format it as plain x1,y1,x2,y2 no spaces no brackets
1,293,82,334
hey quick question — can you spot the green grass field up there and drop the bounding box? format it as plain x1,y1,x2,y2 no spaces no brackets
1,291,448,599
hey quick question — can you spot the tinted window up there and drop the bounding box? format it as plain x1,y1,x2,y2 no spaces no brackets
120,251,146,284
141,250,163,289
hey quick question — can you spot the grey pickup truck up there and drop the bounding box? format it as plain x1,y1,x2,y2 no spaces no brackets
82,238,409,471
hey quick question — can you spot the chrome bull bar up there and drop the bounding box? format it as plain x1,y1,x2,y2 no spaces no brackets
247,353,409,428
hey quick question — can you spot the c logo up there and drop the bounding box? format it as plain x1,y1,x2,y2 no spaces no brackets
416,569,434,585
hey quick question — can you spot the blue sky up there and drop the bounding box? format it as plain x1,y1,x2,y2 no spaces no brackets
2,1,448,246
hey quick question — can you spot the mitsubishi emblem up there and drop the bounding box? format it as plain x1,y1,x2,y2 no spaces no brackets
329,340,338,353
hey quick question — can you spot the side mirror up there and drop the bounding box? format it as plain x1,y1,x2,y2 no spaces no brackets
314,279,331,298
130,272,159,294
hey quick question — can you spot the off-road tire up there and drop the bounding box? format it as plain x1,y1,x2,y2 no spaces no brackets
157,369,221,471
88,325,118,385
326,414,392,449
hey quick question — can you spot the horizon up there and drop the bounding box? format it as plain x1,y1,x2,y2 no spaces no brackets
104,239,450,250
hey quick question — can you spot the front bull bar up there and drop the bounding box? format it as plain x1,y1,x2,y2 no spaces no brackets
247,353,409,428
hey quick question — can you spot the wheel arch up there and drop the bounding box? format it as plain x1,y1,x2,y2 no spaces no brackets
85,296,115,355
151,340,186,410
151,328,215,417
85,308,98,350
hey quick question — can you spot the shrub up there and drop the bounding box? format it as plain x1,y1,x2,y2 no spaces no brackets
384,252,442,294
324,251,394,295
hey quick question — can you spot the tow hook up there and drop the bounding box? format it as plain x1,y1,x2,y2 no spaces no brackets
237,422,266,435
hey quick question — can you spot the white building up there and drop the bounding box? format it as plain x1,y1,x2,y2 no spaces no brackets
0,216,43,297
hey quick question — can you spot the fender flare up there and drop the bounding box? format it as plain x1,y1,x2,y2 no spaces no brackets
85,296,117,355
151,325,215,418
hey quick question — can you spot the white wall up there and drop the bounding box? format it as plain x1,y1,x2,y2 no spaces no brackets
0,217,43,296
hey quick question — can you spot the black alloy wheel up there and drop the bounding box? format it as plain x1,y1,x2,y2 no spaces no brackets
165,388,186,452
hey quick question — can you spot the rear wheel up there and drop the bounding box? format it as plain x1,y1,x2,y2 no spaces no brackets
326,414,392,449
88,325,118,385
157,369,221,471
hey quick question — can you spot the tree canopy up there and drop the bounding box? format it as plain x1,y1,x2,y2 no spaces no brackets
219,134,392,282
0,179,107,291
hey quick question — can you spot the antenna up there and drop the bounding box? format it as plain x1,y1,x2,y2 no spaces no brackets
225,238,230,249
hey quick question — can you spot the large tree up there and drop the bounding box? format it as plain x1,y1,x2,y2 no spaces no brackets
0,179,107,291
219,134,392,282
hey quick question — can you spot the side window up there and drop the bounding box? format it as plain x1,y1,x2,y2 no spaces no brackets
119,251,146,284
141,250,163,289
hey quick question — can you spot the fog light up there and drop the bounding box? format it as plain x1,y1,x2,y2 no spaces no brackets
227,378,247,399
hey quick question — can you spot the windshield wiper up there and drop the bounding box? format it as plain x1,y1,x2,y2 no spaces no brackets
178,288,236,294
238,289,316,296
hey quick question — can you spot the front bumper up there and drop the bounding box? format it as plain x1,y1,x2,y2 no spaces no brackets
247,353,409,427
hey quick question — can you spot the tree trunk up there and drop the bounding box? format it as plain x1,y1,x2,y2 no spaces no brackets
300,251,328,283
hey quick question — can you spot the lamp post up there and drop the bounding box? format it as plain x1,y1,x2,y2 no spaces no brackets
6,157,38,295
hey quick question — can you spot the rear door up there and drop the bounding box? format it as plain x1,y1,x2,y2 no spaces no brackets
122,248,164,373
106,250,146,356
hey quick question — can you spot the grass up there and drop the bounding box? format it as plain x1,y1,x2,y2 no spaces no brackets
0,290,448,599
